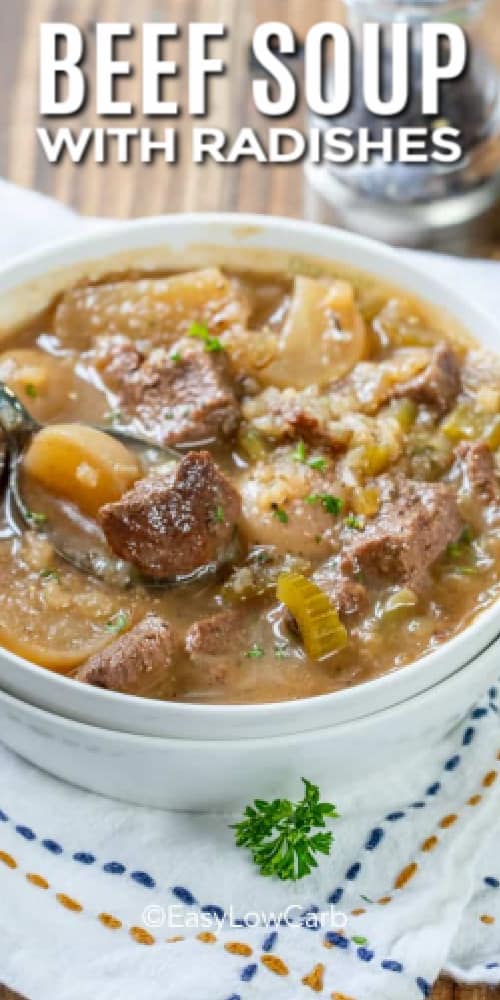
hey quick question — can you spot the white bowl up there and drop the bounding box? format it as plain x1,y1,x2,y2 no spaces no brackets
0,634,498,810
0,213,498,742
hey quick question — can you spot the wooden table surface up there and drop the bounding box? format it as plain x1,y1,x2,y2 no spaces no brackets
0,2,499,998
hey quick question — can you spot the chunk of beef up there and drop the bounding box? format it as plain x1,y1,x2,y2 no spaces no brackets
117,343,240,446
100,450,242,580
393,342,461,415
455,441,498,505
341,478,462,592
96,336,143,391
75,614,176,697
312,564,368,618
185,608,245,685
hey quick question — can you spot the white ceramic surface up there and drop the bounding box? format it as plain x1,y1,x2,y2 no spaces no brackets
0,634,498,810
0,214,498,742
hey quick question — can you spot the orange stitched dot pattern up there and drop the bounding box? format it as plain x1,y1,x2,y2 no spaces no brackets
439,814,458,829
261,954,289,976
197,931,217,944
99,913,122,930
130,926,155,946
332,993,357,1000
166,935,185,943
468,794,482,806
26,873,49,889
0,851,17,870
350,908,366,916
302,963,325,992
224,942,253,957
378,896,392,905
483,770,497,788
56,893,83,913
480,914,496,925
394,863,419,889
421,836,439,853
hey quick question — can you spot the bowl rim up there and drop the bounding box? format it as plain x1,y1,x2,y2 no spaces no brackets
2,628,499,751
0,210,499,733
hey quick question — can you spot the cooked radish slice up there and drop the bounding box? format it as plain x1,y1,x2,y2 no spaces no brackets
23,424,141,519
0,349,76,421
0,626,111,673
260,277,366,389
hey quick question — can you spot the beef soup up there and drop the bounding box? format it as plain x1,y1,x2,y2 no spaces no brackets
0,263,498,704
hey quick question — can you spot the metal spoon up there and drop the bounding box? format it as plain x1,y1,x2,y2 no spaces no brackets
0,381,181,585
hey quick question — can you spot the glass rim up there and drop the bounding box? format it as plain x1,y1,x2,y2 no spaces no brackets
342,0,484,10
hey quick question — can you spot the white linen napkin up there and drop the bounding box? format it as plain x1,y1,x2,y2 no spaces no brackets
0,179,499,1000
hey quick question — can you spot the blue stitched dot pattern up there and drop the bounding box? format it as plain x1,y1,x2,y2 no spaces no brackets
201,904,225,920
357,947,374,962
325,932,349,949
416,976,431,996
463,727,475,746
171,885,198,906
240,963,258,982
365,827,384,850
73,852,96,865
382,959,403,972
261,931,278,952
42,839,63,854
484,876,500,888
130,871,155,888
444,754,461,771
346,862,361,880
103,861,126,874
16,825,35,841
386,811,405,821
0,810,8,822
426,782,441,796
472,707,488,719
328,887,343,905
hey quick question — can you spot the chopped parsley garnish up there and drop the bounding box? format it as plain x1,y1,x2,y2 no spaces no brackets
213,504,225,524
188,322,223,353
105,611,129,635
352,935,368,946
256,549,273,564
105,409,123,424
245,644,265,659
274,642,290,660
271,503,289,524
170,351,182,363
447,525,473,559
27,510,48,527
293,439,307,463
306,493,343,516
39,568,60,582
344,513,364,531
307,456,327,472
25,383,38,399
232,778,339,881
292,440,328,473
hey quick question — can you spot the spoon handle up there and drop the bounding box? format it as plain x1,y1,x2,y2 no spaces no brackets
0,382,40,436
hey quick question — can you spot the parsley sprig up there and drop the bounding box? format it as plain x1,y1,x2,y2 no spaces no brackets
232,778,339,881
